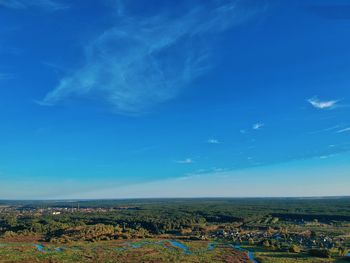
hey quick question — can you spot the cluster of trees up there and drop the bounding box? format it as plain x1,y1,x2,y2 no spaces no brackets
50,224,127,243
0,209,209,242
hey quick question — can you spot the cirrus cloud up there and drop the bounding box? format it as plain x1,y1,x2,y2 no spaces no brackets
40,1,264,114
336,127,350,133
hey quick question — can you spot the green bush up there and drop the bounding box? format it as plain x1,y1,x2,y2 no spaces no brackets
271,217,279,224
289,244,301,253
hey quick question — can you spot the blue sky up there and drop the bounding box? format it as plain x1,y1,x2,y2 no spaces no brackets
0,0,349,199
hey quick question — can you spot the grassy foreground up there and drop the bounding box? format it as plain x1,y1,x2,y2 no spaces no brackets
1,240,349,263
0,240,249,263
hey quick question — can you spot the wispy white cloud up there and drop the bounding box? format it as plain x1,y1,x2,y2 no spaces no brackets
176,167,227,180
252,122,264,130
309,125,341,134
207,138,221,144
336,127,350,133
308,97,338,109
319,155,333,159
175,158,194,164
176,174,202,181
40,1,263,114
0,0,68,10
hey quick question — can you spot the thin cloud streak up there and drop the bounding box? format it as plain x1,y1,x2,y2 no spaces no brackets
175,158,194,164
337,127,350,133
40,1,263,114
309,125,341,134
308,97,338,109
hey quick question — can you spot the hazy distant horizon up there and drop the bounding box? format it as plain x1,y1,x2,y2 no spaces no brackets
2,196,350,201
1,152,349,199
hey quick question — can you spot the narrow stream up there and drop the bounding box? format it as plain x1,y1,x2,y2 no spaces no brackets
35,244,63,253
168,240,191,254
231,245,258,263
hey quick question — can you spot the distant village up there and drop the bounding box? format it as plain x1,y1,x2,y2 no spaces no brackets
208,227,338,251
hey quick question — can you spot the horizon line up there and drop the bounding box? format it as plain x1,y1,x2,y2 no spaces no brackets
1,195,349,202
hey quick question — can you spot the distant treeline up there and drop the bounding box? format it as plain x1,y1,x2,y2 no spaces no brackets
2,197,350,215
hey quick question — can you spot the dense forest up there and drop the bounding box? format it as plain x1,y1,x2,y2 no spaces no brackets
1,198,350,243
